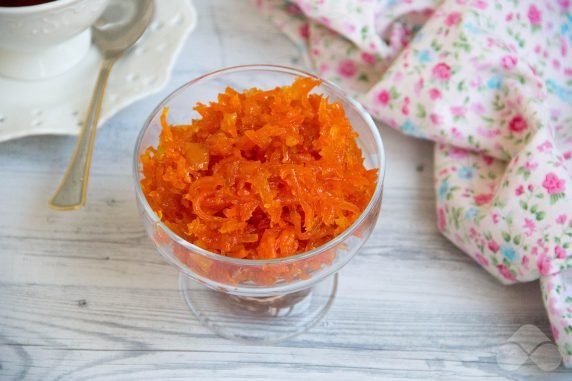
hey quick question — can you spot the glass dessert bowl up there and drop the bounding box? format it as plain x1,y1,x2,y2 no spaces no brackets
133,65,385,343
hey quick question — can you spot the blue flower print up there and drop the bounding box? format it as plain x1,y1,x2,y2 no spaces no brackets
400,119,425,138
500,244,517,262
465,208,479,221
417,49,432,63
463,22,482,35
438,179,449,200
546,79,572,103
458,166,474,180
487,75,503,90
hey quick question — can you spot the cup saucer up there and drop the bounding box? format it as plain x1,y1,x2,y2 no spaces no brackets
0,0,196,143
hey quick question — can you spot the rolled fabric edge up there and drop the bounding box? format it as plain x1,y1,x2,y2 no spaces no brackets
540,270,572,368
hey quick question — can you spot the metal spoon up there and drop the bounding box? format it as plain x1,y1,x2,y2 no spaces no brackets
49,0,154,211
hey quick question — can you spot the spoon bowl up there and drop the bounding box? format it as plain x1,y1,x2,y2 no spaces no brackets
94,0,154,59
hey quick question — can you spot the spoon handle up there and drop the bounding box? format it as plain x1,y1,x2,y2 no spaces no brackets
49,58,115,211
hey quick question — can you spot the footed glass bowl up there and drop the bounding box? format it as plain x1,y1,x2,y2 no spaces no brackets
133,65,385,343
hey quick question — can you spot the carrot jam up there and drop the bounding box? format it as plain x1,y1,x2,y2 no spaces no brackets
140,77,377,260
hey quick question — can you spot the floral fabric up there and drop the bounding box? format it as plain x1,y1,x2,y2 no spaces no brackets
257,0,572,367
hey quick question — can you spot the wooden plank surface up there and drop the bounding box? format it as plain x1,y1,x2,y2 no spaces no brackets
0,1,569,380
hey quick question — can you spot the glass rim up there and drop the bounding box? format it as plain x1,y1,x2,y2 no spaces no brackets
132,64,386,266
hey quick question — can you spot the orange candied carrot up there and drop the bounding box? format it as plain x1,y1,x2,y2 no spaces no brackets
140,77,377,260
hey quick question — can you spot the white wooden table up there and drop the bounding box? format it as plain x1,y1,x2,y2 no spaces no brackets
1,1,569,380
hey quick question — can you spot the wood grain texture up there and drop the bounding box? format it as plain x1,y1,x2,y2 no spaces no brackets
0,1,569,380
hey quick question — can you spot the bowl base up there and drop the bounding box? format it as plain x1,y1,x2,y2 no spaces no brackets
179,273,338,344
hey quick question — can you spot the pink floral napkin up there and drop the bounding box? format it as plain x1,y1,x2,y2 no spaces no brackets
257,0,572,367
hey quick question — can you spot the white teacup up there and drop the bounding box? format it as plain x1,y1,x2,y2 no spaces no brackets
0,0,109,80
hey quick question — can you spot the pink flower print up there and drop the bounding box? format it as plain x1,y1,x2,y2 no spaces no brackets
338,59,357,78
558,0,570,10
318,63,329,74
286,3,302,16
445,12,462,27
497,264,515,281
474,193,493,206
299,23,309,40
429,113,442,125
552,109,563,122
438,208,447,232
552,324,560,341
548,298,561,316
428,88,441,100
344,22,356,34
488,240,500,253
492,213,500,224
471,102,485,114
414,78,424,95
451,127,463,139
537,238,548,249
523,218,536,237
528,184,534,192
508,115,528,133
483,155,494,166
524,160,538,171
450,106,466,117
477,127,501,138
515,185,524,196
542,172,566,195
422,8,434,16
473,0,488,9
389,23,405,50
376,90,391,106
555,245,566,259
505,12,513,21
537,254,551,275
386,118,398,129
475,253,489,267
449,147,468,159
319,16,331,27
564,151,572,160
501,55,518,70
561,38,568,57
361,52,376,65
556,214,567,224
470,75,482,88
537,140,553,152
522,255,529,269
527,5,542,26
432,62,451,80
553,59,561,70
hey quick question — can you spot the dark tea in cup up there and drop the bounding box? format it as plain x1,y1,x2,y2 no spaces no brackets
0,0,56,6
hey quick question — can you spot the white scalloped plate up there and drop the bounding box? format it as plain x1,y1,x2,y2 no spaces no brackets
0,0,196,143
